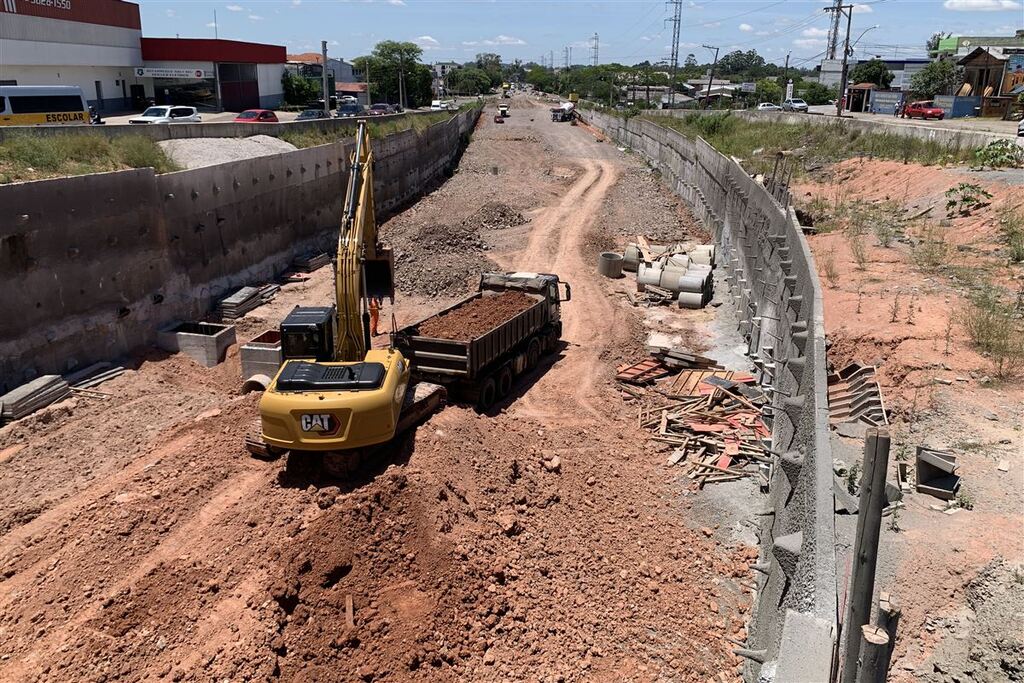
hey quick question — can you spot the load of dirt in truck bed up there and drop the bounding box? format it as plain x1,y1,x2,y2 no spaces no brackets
416,291,536,341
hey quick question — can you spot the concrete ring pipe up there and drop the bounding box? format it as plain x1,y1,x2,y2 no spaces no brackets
637,263,663,287
677,292,705,309
623,244,641,272
661,272,706,293
666,255,690,269
598,252,624,278
242,373,273,393
689,251,713,266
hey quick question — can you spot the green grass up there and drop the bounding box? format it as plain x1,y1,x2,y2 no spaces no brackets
646,111,978,175
0,133,178,184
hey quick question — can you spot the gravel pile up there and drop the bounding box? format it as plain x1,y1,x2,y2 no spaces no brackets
604,167,707,243
158,135,297,169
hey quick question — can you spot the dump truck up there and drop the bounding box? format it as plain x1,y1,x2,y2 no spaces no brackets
551,102,575,122
394,272,570,410
498,103,509,117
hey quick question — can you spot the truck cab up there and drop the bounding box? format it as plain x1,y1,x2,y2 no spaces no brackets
498,103,509,117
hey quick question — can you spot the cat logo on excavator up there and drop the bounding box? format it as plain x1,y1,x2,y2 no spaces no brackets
300,414,338,434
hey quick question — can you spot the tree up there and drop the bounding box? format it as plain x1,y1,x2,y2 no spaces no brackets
925,32,946,55
353,41,433,107
475,53,504,88
526,66,554,93
281,71,319,106
448,67,492,95
802,81,837,105
909,59,959,99
755,78,782,104
849,59,894,89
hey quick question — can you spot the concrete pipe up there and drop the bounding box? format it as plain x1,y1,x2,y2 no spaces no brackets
623,244,641,272
677,292,705,309
661,272,706,294
689,250,713,267
666,254,690,270
598,252,624,278
242,373,272,393
637,263,663,287
685,268,713,290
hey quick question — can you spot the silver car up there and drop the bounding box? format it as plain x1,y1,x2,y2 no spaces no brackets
782,98,808,113
129,105,201,124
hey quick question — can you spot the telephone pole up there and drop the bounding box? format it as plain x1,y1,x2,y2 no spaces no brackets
702,43,720,109
779,51,790,107
666,0,683,106
825,2,855,118
321,40,330,114
592,32,599,66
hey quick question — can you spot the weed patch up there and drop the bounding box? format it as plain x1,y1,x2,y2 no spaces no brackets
0,133,177,183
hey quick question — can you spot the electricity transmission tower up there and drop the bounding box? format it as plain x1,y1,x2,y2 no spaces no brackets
591,33,599,66
826,0,843,59
666,0,683,106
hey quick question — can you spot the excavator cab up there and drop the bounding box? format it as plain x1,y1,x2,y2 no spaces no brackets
280,306,335,361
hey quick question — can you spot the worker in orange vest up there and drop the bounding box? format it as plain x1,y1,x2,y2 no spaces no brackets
369,297,382,336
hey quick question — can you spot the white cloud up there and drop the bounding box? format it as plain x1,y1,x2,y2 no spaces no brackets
463,34,527,47
387,0,406,5
755,30,771,36
226,4,244,11
206,21,218,28
248,14,264,20
852,3,873,12
165,8,176,17
943,0,1020,9
414,35,441,49
739,23,754,32
292,0,301,4
802,27,829,37
793,38,827,48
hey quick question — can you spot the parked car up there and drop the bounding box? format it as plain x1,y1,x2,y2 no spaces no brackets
781,98,808,112
296,109,330,120
1018,119,1024,137
901,101,945,120
757,102,782,111
337,103,365,118
129,105,201,124
367,103,395,116
234,109,279,123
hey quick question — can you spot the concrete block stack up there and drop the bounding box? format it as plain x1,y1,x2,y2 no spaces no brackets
0,375,70,424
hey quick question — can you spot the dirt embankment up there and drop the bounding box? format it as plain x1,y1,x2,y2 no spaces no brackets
416,291,537,341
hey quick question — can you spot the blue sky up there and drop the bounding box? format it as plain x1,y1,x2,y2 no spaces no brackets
139,0,1023,66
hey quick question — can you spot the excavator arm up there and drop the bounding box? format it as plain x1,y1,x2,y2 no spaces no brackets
335,120,394,362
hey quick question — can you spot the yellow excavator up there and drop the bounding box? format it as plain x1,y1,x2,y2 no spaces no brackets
250,121,444,472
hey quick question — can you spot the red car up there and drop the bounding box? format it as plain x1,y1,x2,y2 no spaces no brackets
234,109,279,123
901,101,944,120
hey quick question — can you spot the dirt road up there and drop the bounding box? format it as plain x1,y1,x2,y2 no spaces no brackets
0,97,750,682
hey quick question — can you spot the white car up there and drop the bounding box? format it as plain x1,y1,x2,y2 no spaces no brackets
757,102,782,111
1018,119,1024,137
782,98,809,113
129,106,201,124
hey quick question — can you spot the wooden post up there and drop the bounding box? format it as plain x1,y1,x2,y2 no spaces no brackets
856,624,890,683
841,427,891,683
877,592,902,681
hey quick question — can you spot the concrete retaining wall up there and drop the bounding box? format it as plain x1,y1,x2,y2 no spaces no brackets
648,107,1009,148
584,110,837,682
0,107,480,391
0,109,453,143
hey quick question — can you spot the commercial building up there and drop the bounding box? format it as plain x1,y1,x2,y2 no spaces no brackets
0,0,144,110
432,61,462,96
1,0,288,112
285,53,368,105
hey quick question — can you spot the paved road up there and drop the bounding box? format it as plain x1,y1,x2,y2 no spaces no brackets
807,104,1019,138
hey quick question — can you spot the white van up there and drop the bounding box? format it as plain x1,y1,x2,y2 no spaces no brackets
0,85,89,126
430,99,457,111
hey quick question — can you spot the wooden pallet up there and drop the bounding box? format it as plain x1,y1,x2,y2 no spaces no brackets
665,369,756,397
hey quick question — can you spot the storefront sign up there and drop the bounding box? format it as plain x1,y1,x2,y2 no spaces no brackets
135,67,213,80
740,82,756,93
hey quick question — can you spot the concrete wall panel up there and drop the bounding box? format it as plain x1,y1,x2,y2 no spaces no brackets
0,108,480,391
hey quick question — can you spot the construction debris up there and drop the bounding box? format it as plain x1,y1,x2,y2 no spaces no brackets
218,284,281,320
663,369,756,397
915,447,961,501
615,358,670,385
637,382,770,488
827,362,888,426
0,375,71,423
649,346,723,371
619,239,717,309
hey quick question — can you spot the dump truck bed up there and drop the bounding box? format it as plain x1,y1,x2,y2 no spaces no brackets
397,290,547,380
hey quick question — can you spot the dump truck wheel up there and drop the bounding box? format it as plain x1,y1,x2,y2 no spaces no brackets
527,338,541,370
497,366,513,398
477,377,497,411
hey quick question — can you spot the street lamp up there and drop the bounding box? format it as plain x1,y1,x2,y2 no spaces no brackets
850,25,880,53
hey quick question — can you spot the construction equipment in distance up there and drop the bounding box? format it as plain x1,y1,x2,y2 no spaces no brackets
551,101,575,122
249,120,444,469
395,272,570,411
